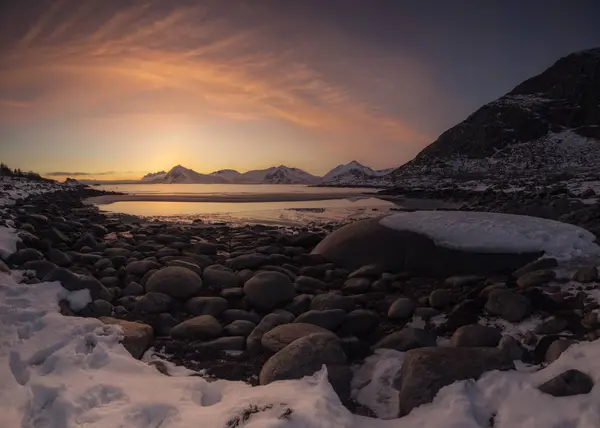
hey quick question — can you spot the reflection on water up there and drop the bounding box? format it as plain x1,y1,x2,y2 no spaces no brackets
98,197,394,217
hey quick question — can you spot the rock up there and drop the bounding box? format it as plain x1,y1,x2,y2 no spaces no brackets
74,233,98,251
339,336,372,361
573,266,599,283
18,231,41,249
342,277,371,294
388,298,416,319
135,292,175,313
189,336,246,353
337,309,380,337
535,317,568,334
310,294,354,312
229,254,268,270
429,289,452,310
396,347,514,416
444,275,483,288
45,249,72,267
185,296,228,317
348,264,383,278
100,277,120,289
91,224,108,237
538,369,594,397
8,248,44,265
498,335,525,361
99,317,154,359
517,269,556,288
145,266,203,299
373,328,437,352
246,313,292,354
94,258,113,271
545,339,576,364
91,299,113,317
222,309,262,325
192,242,219,255
261,323,333,352
122,281,144,296
156,313,179,336
260,333,350,400
243,271,296,311
485,289,532,322
125,260,161,277
165,259,203,277
294,276,328,292
450,324,502,347
513,258,558,278
22,260,57,279
104,248,133,258
224,320,256,337
44,268,112,301
414,307,440,321
284,294,312,316
170,315,223,340
312,217,542,276
294,309,346,330
203,266,241,290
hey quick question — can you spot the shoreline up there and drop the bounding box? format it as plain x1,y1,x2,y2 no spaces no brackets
86,192,377,205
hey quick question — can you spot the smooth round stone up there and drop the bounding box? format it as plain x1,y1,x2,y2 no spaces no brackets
170,315,223,340
429,289,452,310
294,309,346,331
224,320,256,337
388,298,416,319
185,296,228,317
145,266,203,299
243,271,296,311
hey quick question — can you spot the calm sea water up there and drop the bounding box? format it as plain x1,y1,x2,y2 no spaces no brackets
95,184,393,224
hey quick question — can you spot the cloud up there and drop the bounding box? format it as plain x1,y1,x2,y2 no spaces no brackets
0,1,433,159
46,171,114,177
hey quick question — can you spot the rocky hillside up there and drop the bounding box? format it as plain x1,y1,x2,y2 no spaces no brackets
393,48,600,178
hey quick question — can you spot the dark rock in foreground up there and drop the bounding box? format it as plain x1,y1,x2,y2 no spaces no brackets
538,369,594,397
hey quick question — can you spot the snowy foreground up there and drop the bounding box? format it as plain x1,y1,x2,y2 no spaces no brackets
1,230,600,427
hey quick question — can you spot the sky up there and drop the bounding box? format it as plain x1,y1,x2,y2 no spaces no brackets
0,0,599,180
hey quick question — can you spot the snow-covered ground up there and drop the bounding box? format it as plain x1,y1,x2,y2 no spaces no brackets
380,211,600,263
0,177,66,209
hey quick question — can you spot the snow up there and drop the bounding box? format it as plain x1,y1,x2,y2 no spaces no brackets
0,177,65,209
57,288,92,312
1,268,600,427
321,161,394,185
0,226,20,259
380,211,600,262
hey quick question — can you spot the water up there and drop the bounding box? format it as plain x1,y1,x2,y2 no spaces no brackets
93,184,394,225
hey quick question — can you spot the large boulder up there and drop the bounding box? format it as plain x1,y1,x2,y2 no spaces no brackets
260,333,351,400
395,347,514,416
312,217,542,276
99,317,154,359
243,272,296,311
170,315,223,340
261,323,333,352
145,266,203,299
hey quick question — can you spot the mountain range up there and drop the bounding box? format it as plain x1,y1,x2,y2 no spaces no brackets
140,162,391,185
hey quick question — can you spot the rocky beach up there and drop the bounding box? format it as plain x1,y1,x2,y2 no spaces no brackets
2,173,600,423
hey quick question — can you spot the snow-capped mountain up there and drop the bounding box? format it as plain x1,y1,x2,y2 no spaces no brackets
393,47,600,179
210,169,243,182
141,170,166,182
142,165,227,184
321,161,395,185
239,166,321,184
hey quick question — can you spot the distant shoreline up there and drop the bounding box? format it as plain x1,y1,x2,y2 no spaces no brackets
86,192,377,205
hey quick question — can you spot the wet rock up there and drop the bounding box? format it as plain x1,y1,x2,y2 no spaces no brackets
229,254,268,270
284,294,312,316
517,269,556,288
122,281,144,296
203,266,241,290
535,317,568,334
395,347,514,416
246,312,292,354
573,266,599,283
545,339,576,364
260,333,350,400
99,317,154,359
145,266,203,299
261,323,332,352
310,294,354,312
185,296,228,317
294,309,346,330
485,289,532,322
538,369,594,397
373,328,437,352
224,320,256,337
388,297,416,319
125,260,161,277
170,315,223,340
429,289,452,310
337,309,380,337
135,292,176,313
513,258,559,278
343,277,371,294
450,324,502,347
8,248,44,265
243,271,296,311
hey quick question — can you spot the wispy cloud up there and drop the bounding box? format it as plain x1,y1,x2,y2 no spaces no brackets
0,1,432,158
